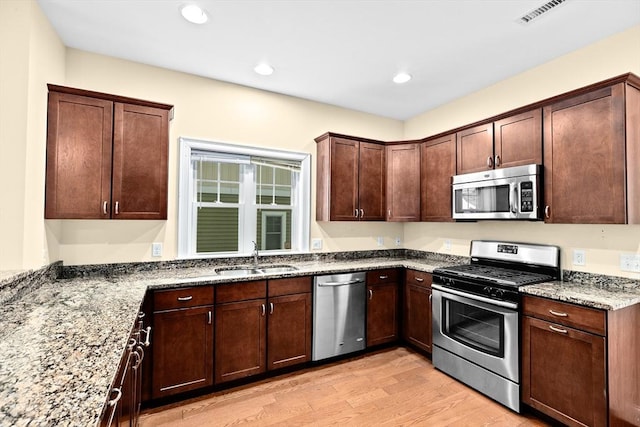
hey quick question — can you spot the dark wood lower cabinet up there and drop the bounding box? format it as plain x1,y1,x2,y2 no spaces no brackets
267,292,312,370
402,270,432,353
522,316,606,427
215,299,267,384
522,295,640,427
366,269,399,347
151,306,213,398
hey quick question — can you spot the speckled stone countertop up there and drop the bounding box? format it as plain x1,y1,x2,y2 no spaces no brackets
1,251,639,426
520,271,640,310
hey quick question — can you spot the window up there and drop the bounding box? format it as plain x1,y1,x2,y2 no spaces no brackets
178,137,310,258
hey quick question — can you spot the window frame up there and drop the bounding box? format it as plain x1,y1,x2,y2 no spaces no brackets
178,137,311,259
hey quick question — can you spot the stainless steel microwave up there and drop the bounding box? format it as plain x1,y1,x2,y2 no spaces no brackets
452,164,543,220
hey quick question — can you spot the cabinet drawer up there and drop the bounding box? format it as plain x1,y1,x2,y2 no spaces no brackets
367,268,398,285
154,286,214,311
216,280,267,304
268,276,312,297
522,295,606,336
405,269,432,289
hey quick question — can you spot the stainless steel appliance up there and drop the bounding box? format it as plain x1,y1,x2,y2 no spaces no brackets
312,272,366,361
452,164,543,220
432,240,560,412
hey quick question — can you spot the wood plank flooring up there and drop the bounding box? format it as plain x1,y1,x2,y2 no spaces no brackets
139,347,549,426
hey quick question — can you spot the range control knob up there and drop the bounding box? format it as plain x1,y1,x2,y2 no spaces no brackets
494,289,505,299
483,286,492,296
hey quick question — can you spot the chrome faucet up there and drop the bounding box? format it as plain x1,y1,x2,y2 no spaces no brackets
252,241,259,267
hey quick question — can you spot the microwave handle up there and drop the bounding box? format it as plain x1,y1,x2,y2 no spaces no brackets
510,183,518,214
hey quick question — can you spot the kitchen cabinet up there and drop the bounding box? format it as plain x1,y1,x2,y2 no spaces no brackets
386,144,420,221
101,317,145,426
456,109,542,174
543,80,640,224
366,269,399,347
315,133,386,221
421,133,456,222
402,269,432,353
215,280,267,384
151,286,214,399
267,277,312,370
522,295,640,426
45,85,171,220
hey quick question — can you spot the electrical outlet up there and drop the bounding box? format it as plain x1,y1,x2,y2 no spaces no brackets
151,242,163,257
573,249,585,266
620,253,640,272
395,237,402,247
311,238,323,250
376,236,384,247
444,239,452,251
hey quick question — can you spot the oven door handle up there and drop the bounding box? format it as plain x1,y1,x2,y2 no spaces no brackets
431,283,518,310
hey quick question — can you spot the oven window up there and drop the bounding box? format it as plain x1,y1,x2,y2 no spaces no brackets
454,185,510,213
443,298,504,357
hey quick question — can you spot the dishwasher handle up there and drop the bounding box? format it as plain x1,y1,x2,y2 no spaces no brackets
317,278,364,287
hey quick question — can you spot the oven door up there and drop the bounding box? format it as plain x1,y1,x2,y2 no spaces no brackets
432,284,519,382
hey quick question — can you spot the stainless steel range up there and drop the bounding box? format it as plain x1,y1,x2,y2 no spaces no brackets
431,240,560,412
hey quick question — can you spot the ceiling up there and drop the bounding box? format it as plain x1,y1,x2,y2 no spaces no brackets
37,0,640,120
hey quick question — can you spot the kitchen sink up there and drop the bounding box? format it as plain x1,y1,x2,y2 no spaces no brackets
215,265,298,276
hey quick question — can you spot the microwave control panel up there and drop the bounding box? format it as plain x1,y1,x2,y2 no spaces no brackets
520,181,534,212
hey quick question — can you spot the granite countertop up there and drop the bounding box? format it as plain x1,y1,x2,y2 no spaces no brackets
1,254,639,426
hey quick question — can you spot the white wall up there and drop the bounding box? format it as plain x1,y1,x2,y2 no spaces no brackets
0,0,65,270
3,0,639,278
403,25,640,279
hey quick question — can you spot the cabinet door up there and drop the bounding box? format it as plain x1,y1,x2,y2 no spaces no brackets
456,123,494,174
329,138,360,220
403,282,432,353
543,84,626,223
267,293,312,370
152,306,213,398
366,282,399,347
358,142,386,220
45,92,113,219
522,316,607,427
421,134,455,222
386,144,420,221
215,299,267,383
494,109,542,168
112,103,169,219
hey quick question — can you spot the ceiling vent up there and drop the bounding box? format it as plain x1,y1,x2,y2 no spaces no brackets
519,0,568,24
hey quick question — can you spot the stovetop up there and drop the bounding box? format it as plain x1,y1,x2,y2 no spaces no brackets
434,264,554,288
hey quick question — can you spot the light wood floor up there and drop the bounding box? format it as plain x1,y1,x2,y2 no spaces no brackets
140,347,549,426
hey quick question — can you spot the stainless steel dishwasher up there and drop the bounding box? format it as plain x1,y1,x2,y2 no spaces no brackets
312,272,366,361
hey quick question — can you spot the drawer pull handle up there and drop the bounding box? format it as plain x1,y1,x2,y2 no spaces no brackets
549,325,568,334
177,296,193,302
549,309,568,317
415,277,424,282
379,275,388,280
107,388,122,406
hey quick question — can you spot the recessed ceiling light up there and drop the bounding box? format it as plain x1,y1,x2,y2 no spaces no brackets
180,4,208,24
393,72,412,84
254,63,274,76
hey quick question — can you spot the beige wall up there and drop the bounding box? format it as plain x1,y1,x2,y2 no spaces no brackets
51,49,404,265
404,25,640,279
0,0,65,270
3,0,639,278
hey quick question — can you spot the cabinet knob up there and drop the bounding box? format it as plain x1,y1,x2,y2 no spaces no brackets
360,209,364,218
103,201,108,215
261,303,266,316
107,388,122,407
269,302,274,315
368,289,373,300
115,201,120,215
486,156,494,168
545,205,551,219
495,155,501,167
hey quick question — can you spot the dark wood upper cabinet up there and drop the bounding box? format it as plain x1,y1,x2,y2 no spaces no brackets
45,85,171,220
315,133,385,221
456,109,542,175
421,134,456,222
543,82,639,224
386,144,420,221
